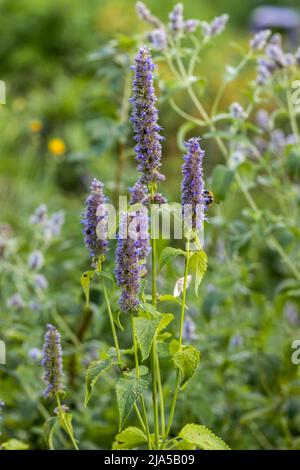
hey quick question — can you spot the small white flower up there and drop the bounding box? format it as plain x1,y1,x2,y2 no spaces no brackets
173,275,192,297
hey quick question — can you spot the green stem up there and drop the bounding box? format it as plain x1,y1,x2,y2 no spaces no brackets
130,312,152,449
164,239,190,442
55,394,79,450
102,278,150,437
151,234,160,448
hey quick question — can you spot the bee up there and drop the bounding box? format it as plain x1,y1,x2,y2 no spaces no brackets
203,189,215,207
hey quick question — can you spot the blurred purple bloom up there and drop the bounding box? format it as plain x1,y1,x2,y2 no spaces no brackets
169,3,184,34
182,316,198,342
230,102,246,119
130,47,164,184
148,28,167,51
28,348,42,361
29,204,48,224
41,324,64,399
34,274,48,290
181,138,205,232
28,250,44,270
249,29,271,50
202,14,229,38
7,293,25,310
82,178,109,259
184,19,200,34
256,109,270,131
136,2,161,28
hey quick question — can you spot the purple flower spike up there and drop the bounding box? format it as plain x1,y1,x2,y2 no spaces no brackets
82,178,109,259
115,211,150,313
131,47,165,185
181,138,205,233
41,324,64,399
169,3,184,34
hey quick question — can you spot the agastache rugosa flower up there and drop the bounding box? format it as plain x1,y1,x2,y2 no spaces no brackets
41,324,64,399
202,14,229,38
130,180,167,206
130,47,165,185
181,138,205,233
82,178,108,260
115,210,150,313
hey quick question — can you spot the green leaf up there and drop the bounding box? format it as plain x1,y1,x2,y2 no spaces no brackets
179,423,230,450
170,341,200,387
125,365,149,378
43,417,59,450
158,294,182,306
112,426,147,450
157,313,174,333
159,247,186,271
85,357,115,406
80,271,95,306
134,317,160,360
57,413,75,442
189,250,208,296
1,439,29,450
116,377,148,430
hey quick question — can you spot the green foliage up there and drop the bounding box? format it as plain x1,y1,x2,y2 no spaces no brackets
189,250,208,296
112,426,147,450
85,356,116,406
170,340,200,388
116,377,148,430
179,424,230,450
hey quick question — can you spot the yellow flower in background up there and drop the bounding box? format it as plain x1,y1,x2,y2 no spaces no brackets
29,119,43,133
48,138,66,156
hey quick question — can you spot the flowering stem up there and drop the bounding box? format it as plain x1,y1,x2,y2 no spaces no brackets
102,279,149,434
55,394,79,450
102,280,122,366
151,233,160,448
130,312,152,449
163,238,190,444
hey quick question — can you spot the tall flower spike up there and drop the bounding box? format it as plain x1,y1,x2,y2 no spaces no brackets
115,211,150,313
131,47,165,185
181,138,205,233
41,324,64,399
82,178,109,259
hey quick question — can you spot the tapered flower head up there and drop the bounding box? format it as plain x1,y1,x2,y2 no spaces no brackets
82,178,109,259
41,324,64,399
115,210,150,313
181,138,205,233
130,47,164,185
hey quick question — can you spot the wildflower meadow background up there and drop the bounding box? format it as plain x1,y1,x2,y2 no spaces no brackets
1,0,300,451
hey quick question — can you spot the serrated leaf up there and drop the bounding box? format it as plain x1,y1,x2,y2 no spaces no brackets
170,341,200,387
189,250,207,296
112,426,147,450
43,417,59,450
116,377,148,430
179,423,230,450
126,365,149,378
134,317,160,360
1,439,29,450
159,247,186,270
85,358,115,406
80,271,95,306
